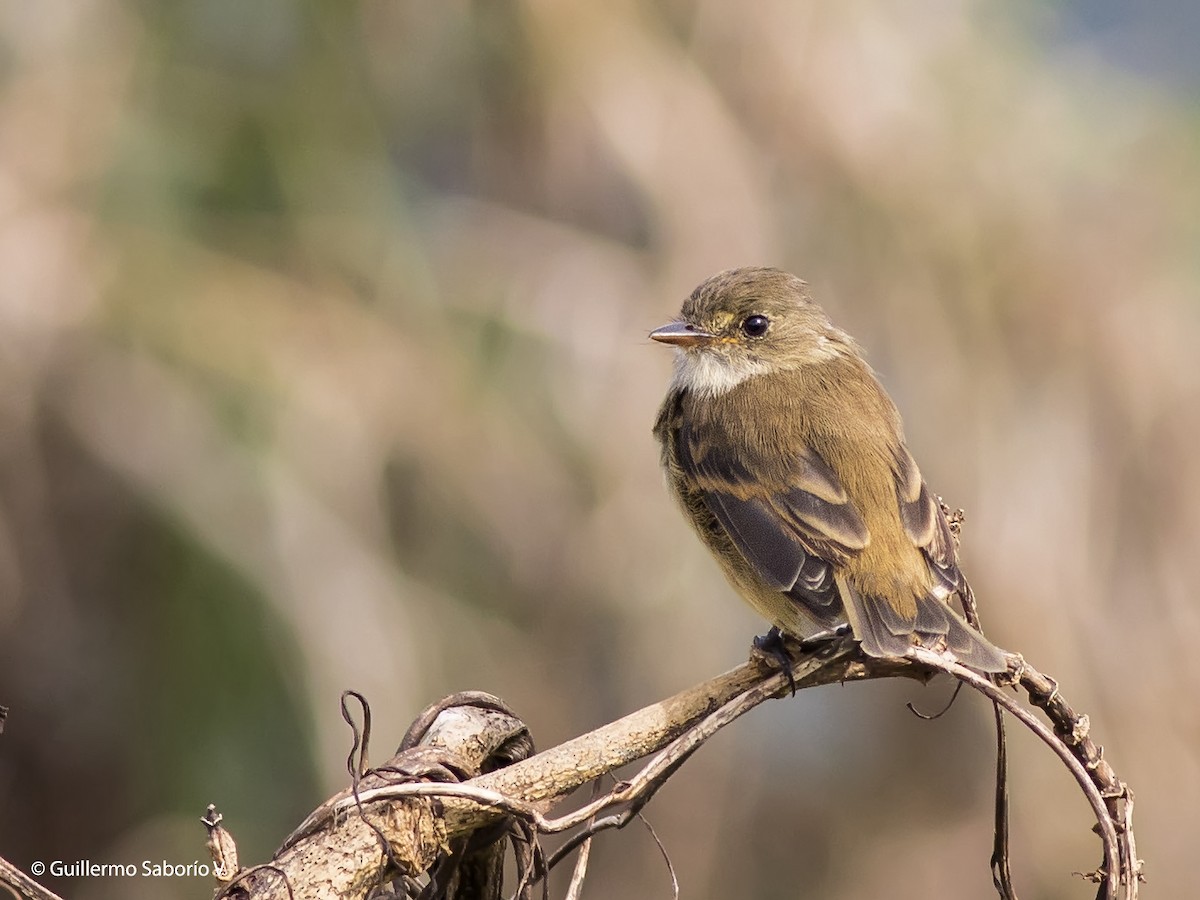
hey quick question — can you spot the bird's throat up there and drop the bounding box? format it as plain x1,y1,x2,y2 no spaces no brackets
671,349,768,399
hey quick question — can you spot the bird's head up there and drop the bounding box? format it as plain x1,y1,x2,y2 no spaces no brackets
651,267,854,397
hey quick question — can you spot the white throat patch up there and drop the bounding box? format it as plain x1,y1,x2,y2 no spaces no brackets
670,349,768,398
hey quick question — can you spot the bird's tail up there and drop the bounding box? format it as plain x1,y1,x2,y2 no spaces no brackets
838,577,1008,673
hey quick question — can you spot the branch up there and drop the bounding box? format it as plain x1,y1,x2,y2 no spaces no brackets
202,638,1140,899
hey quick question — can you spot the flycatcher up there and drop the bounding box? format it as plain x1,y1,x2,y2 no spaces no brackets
652,267,1007,672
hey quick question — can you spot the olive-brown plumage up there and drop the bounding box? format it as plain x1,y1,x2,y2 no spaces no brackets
652,267,1006,671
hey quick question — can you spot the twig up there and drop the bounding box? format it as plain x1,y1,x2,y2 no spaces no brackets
0,855,66,900
945,504,1016,900
562,780,604,900
910,649,1139,900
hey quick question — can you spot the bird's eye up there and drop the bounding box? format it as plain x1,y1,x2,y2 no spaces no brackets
741,314,770,337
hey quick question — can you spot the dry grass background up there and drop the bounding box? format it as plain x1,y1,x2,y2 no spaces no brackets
0,2,1196,898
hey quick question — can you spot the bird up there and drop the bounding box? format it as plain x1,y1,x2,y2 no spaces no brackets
651,267,1007,672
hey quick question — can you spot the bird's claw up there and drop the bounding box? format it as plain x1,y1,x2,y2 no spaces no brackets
751,627,800,695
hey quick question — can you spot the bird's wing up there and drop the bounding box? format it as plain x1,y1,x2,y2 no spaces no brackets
678,419,868,612
893,446,961,598
677,416,1007,671
880,446,1007,671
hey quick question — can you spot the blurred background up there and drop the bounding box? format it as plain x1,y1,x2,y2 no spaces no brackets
0,1,1196,898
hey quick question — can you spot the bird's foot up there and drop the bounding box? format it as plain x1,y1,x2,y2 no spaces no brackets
750,626,853,696
751,627,801,695
797,623,851,650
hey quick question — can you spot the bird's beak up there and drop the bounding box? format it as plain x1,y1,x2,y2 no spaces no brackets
649,320,716,347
